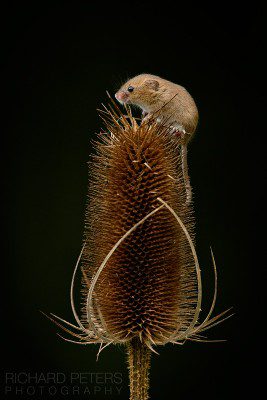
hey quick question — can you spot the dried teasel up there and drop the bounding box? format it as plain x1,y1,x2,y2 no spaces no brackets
43,95,232,400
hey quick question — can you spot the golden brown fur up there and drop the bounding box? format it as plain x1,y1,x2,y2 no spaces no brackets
115,73,198,144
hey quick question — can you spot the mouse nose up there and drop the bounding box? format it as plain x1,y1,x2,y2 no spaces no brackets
115,91,128,102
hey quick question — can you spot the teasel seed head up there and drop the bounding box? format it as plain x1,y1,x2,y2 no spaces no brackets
43,97,232,400
82,105,199,348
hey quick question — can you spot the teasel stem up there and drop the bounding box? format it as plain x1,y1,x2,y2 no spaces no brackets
127,338,152,400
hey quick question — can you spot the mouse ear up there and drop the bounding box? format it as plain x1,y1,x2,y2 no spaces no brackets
145,79,160,91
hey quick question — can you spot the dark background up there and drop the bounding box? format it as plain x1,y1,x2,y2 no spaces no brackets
2,3,264,399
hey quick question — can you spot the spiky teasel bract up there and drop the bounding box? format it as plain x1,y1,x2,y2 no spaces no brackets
43,95,232,399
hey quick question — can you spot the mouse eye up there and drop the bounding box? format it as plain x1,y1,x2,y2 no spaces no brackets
127,86,134,93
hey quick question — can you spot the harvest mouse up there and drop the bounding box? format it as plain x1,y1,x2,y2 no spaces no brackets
115,73,199,203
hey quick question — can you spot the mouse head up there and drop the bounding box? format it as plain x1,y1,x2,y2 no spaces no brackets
115,74,160,109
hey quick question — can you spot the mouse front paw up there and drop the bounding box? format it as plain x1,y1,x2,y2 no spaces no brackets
142,110,148,119
169,125,186,138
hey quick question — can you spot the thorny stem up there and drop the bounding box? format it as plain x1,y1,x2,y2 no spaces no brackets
127,338,152,400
